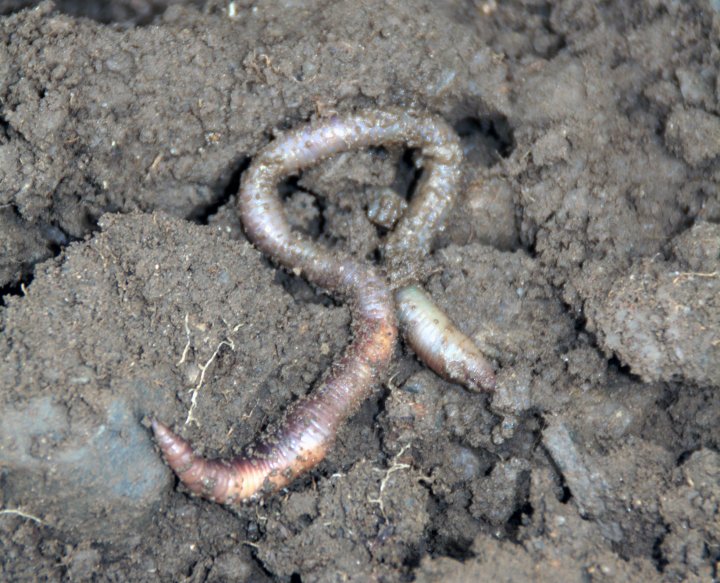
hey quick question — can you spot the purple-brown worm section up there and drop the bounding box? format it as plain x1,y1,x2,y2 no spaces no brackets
152,108,494,504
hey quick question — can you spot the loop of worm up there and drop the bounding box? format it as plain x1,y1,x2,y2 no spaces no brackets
153,107,495,504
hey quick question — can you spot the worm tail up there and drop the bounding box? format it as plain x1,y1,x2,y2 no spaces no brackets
396,285,496,391
152,416,330,503
152,262,395,504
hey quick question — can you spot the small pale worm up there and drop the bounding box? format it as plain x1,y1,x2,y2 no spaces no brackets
396,285,496,392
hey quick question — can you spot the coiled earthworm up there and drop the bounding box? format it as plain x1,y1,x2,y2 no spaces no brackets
153,107,495,504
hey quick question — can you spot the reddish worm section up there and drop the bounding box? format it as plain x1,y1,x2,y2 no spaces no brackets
153,108,495,504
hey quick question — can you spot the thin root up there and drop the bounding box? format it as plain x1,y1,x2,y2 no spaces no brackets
368,444,412,518
185,337,236,426
0,508,44,524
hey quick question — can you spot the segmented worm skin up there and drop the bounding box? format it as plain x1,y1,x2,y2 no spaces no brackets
395,285,496,391
153,108,495,504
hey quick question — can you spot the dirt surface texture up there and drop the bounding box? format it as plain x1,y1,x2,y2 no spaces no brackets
1,0,719,581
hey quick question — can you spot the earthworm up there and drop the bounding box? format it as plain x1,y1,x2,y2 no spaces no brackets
396,285,496,391
153,107,495,504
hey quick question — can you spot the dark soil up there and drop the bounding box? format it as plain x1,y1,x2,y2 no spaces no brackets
1,1,718,581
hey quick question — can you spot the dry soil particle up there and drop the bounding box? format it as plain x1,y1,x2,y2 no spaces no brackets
592,221,720,385
0,205,52,284
256,459,430,582
416,466,664,583
665,105,720,167
659,448,720,582
1,0,194,24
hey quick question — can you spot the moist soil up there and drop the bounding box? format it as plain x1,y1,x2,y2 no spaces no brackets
1,1,719,581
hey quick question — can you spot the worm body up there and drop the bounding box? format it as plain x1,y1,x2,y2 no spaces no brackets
153,108,495,504
240,108,464,289
396,285,496,391
366,187,408,230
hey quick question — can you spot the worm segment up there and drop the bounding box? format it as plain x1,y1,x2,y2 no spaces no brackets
396,285,496,391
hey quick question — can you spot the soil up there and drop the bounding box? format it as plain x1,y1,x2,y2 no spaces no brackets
1,1,719,581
